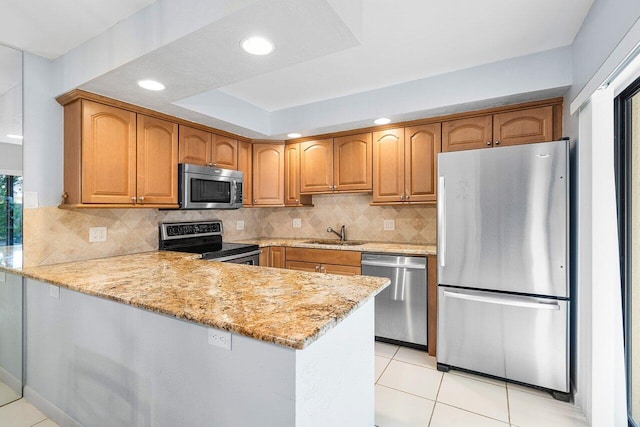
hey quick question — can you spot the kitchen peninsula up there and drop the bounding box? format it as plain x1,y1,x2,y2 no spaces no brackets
2,251,389,426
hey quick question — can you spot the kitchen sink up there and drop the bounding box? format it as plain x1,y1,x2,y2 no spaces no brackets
304,239,366,246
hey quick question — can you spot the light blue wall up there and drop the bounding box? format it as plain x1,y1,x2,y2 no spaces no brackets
570,0,640,101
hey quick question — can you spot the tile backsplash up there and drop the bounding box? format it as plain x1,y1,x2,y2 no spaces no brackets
23,194,436,267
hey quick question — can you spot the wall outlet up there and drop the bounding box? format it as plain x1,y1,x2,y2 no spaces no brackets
292,218,302,228
383,219,395,231
208,328,232,350
236,220,245,231
89,227,107,242
49,285,60,299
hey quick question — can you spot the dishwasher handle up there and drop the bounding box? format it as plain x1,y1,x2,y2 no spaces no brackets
361,260,426,270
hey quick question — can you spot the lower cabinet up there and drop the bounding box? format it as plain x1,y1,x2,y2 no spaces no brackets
285,247,361,276
259,246,286,268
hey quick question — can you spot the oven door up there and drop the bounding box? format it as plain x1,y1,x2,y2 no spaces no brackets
208,250,262,265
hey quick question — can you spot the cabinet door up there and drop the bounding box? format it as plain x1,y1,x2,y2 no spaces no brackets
493,106,553,147
372,128,405,203
178,125,211,166
405,123,441,202
286,260,320,273
284,144,302,206
334,132,372,192
252,144,284,206
269,246,286,268
81,101,137,204
237,141,253,207
442,116,492,152
322,264,361,276
300,139,333,193
259,247,269,267
136,115,179,205
212,135,238,169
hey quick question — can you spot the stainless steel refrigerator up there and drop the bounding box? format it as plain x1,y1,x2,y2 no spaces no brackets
436,140,570,399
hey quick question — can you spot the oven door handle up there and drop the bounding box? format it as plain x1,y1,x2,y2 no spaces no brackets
207,249,262,263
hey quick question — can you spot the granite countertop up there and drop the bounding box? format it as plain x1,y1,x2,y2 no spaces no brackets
0,245,22,271
233,238,437,256
7,251,389,350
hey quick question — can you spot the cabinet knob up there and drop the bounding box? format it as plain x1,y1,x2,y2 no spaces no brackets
495,140,500,145
406,195,410,200
131,196,137,204
254,199,257,204
315,265,320,272
486,141,491,146
295,199,299,204
400,194,405,200
139,196,145,204
321,266,326,273
208,162,213,166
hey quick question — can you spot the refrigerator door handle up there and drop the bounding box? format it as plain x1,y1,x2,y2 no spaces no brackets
442,290,561,310
438,176,446,267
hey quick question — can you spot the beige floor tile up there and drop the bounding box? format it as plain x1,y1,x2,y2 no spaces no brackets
437,373,509,423
449,369,506,387
393,347,436,369
0,381,20,407
376,356,392,382
429,402,510,427
376,341,399,358
0,399,47,427
508,388,587,427
378,360,442,400
32,420,60,427
375,384,434,427
507,382,554,400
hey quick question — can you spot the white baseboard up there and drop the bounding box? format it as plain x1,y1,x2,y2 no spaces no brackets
23,386,83,427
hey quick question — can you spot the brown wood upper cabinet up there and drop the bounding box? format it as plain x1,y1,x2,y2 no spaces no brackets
300,133,372,194
373,123,440,204
237,141,253,207
443,106,554,152
178,125,238,169
252,143,285,206
63,100,178,207
284,143,312,207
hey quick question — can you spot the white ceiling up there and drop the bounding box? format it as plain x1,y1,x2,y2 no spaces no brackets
0,0,594,139
0,0,156,59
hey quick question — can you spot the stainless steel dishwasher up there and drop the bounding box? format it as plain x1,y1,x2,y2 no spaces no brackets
361,253,428,349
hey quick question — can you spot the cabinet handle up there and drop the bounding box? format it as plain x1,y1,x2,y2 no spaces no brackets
139,196,145,204
495,140,500,145
406,195,410,200
315,265,320,272
131,196,137,204
208,162,213,166
486,141,491,146
400,194,405,200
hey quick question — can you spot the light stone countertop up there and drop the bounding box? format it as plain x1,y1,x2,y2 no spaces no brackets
5,251,389,350
233,238,437,256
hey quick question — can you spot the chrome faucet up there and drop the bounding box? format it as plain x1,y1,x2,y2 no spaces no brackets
327,225,346,242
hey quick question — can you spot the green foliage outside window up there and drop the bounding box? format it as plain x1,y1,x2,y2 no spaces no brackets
0,175,22,246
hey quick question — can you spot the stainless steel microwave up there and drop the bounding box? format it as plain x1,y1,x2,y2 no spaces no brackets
178,163,243,209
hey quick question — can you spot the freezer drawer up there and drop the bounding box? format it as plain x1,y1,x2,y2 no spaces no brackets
437,286,569,392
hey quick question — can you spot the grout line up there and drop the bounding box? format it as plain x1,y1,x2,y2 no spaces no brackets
375,383,436,402
448,370,506,388
435,401,511,425
506,382,512,425
375,357,393,384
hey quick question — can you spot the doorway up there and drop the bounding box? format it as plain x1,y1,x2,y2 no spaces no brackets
615,74,640,426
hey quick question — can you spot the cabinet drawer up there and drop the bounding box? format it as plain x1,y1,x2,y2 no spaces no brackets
285,260,320,273
285,247,361,266
322,264,361,276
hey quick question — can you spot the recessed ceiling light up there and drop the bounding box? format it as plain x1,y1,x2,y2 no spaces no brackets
374,118,391,125
287,133,301,138
6,134,23,139
138,80,165,91
241,37,274,56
